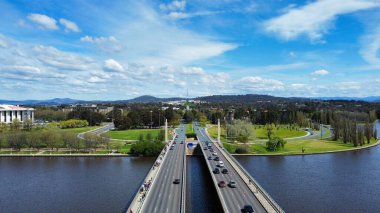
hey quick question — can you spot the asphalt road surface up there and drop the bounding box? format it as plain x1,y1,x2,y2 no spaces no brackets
194,124,267,213
141,124,186,213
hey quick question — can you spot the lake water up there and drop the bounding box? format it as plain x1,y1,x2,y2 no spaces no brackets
1,123,379,212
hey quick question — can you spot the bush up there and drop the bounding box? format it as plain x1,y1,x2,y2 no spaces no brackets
235,146,250,154
186,133,197,139
59,119,89,129
130,141,165,156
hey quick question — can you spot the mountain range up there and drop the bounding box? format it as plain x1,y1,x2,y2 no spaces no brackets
0,95,379,106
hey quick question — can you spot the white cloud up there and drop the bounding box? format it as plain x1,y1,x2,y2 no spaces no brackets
80,35,122,52
59,18,80,32
103,59,124,72
160,1,186,11
311,69,329,76
167,10,222,20
234,76,284,92
264,0,380,41
27,13,58,30
359,24,380,67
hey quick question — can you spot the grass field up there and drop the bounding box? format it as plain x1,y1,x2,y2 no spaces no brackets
60,126,101,134
104,129,163,140
222,138,378,155
208,125,307,141
186,123,195,134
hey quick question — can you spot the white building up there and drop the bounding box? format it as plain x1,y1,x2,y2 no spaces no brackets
0,105,34,124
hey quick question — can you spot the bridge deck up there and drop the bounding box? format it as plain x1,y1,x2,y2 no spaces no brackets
128,124,186,213
195,124,283,213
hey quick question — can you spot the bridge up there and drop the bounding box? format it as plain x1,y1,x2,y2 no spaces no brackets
127,122,283,213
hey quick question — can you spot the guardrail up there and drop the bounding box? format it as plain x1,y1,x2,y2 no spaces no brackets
204,128,284,213
180,133,186,213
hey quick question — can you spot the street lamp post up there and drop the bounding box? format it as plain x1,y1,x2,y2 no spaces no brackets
150,110,153,129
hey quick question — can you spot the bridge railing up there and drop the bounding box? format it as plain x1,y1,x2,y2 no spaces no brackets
180,135,186,213
204,128,284,213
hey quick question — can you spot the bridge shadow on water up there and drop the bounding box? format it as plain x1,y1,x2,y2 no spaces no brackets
186,156,223,213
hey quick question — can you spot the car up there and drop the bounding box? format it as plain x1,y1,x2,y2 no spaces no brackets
204,147,208,150
213,168,220,174
218,181,226,188
173,141,177,144
222,168,228,174
241,205,254,213
173,179,180,184
214,156,220,161
218,161,224,167
228,180,237,188
169,147,174,150
180,141,184,144
212,152,218,156
208,156,212,160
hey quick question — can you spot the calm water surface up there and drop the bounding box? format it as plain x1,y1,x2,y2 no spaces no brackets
0,157,154,213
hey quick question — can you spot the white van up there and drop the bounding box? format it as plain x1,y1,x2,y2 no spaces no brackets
218,161,224,167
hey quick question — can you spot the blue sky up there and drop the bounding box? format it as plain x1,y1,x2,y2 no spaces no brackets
1,0,380,100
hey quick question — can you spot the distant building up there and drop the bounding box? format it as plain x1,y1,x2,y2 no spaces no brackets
0,105,34,124
62,104,114,114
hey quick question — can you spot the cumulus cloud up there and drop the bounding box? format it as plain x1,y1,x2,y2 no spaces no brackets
80,35,122,52
27,13,58,30
311,69,329,76
103,59,124,72
160,1,186,11
264,0,380,41
234,76,284,92
59,18,80,32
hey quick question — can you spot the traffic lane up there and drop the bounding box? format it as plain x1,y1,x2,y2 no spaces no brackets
143,126,185,212
196,129,266,213
144,126,184,212
201,129,265,213
156,126,185,212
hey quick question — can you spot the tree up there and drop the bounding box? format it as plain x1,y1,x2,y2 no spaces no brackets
227,120,253,143
42,130,62,152
266,137,287,151
25,131,42,151
266,124,274,140
62,131,79,152
364,121,373,144
10,119,22,131
7,131,25,151
146,132,153,142
114,116,132,130
23,118,33,130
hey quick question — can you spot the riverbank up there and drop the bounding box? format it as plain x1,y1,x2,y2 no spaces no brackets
231,140,380,156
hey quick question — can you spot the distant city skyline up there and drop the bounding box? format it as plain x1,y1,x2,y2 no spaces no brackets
1,0,380,100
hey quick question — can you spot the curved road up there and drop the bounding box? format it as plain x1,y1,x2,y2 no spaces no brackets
141,124,186,213
195,124,267,213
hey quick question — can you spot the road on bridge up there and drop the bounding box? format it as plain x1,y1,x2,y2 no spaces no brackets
141,124,186,213
195,124,267,213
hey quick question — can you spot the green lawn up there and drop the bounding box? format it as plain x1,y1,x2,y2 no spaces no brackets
104,129,162,140
60,126,101,134
186,123,195,134
0,151,39,154
208,125,307,141
222,138,378,155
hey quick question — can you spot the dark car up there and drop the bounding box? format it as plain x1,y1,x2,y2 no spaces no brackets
204,147,208,150
218,181,226,188
173,141,176,144
214,156,220,161
208,156,212,160
222,168,228,174
173,179,180,184
180,141,184,144
241,205,254,213
213,168,220,174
